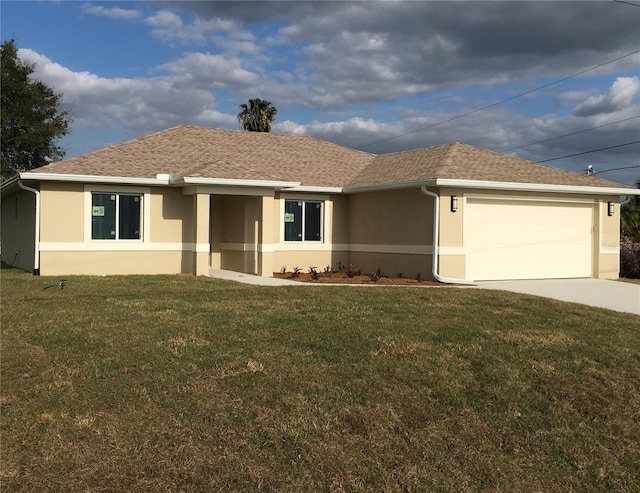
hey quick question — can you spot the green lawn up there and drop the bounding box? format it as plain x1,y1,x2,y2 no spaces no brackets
1,268,639,492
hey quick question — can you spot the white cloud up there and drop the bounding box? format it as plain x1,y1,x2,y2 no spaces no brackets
159,52,260,90
18,48,234,135
573,76,640,117
145,9,237,44
81,3,141,21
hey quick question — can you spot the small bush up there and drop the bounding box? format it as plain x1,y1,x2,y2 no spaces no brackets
309,267,319,280
620,237,640,279
346,264,361,278
291,267,302,278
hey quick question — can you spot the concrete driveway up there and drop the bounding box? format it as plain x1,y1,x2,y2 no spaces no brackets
476,279,640,315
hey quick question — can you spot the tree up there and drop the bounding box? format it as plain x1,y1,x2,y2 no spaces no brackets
1,38,70,180
621,179,640,243
237,98,277,132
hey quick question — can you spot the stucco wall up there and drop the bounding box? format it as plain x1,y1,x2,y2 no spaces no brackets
35,183,197,276
347,188,433,276
149,188,193,243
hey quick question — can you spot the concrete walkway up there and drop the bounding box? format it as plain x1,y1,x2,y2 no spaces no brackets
475,279,640,316
208,269,310,286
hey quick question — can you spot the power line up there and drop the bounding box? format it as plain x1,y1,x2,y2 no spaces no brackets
537,140,640,163
500,115,640,153
593,165,640,175
613,0,640,7
356,48,640,150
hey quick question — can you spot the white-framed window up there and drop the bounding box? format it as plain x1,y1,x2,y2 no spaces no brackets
91,192,143,240
284,200,323,242
84,185,150,243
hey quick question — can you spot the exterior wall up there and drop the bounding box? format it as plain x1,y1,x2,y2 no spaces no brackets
36,183,195,276
10,180,624,280
596,196,621,279
347,188,435,279
0,189,36,272
437,188,466,279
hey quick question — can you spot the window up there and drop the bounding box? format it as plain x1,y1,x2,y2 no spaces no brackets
91,193,142,240
284,200,322,241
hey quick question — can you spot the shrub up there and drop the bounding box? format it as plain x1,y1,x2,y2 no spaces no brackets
309,267,319,280
346,264,361,278
620,237,640,279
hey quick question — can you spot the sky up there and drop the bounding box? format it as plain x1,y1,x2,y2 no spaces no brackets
2,0,639,186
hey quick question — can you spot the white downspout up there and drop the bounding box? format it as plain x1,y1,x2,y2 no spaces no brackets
421,185,474,284
18,180,41,275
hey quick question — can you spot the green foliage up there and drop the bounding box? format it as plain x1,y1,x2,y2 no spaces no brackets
621,179,640,243
1,39,70,180
237,98,277,132
309,266,318,280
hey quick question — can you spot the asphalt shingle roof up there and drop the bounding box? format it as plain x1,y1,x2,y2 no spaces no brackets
31,125,628,190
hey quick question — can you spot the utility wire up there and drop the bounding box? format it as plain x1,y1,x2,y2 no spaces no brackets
500,115,640,152
593,165,640,175
613,0,640,7
355,48,640,150
537,140,640,163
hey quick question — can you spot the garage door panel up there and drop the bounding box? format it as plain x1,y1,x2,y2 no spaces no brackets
465,198,593,281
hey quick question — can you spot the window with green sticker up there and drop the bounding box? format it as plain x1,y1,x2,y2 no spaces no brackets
284,200,322,242
91,193,142,240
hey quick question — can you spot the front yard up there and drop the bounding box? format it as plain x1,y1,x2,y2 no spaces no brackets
1,268,638,492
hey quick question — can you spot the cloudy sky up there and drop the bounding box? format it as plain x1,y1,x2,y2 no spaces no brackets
2,1,639,185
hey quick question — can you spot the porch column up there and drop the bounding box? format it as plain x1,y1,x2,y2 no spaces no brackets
193,193,211,276
258,195,276,277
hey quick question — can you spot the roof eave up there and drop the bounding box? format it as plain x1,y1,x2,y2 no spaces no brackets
19,172,173,186
177,177,301,189
432,178,639,196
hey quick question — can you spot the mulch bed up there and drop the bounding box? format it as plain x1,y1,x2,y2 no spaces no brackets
273,271,441,285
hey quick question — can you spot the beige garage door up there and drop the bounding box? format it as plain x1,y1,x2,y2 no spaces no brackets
465,198,593,281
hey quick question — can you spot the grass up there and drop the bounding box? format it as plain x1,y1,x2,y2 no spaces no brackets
1,268,639,492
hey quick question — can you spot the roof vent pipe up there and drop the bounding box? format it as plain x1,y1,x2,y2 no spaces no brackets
17,180,41,275
421,185,473,285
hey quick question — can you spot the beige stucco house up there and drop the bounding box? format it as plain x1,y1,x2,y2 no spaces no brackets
2,125,638,282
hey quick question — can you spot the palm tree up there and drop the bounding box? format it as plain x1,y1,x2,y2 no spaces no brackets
238,98,277,132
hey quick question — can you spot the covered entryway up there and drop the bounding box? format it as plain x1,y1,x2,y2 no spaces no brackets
464,197,593,281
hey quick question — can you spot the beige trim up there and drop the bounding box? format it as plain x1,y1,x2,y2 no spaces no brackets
349,244,431,255
83,185,151,243
600,246,620,255
40,242,194,252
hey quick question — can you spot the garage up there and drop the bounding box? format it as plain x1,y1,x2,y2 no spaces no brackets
464,197,594,281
